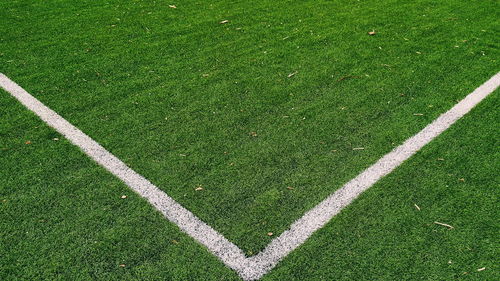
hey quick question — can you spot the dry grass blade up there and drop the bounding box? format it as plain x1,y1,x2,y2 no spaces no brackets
434,221,454,229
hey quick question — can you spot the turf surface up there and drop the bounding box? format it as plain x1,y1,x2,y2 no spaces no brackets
1,0,498,279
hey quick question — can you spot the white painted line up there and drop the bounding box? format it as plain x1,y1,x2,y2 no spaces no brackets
0,73,249,274
247,71,500,279
1,72,498,280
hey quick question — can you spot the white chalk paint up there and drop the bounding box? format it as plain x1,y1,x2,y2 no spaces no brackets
1,72,498,280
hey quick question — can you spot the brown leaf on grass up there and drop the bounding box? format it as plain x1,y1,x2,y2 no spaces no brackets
220,20,229,24
25,141,31,144
368,30,376,35
286,186,294,190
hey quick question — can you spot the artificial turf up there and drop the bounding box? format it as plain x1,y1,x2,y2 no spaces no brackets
1,0,499,280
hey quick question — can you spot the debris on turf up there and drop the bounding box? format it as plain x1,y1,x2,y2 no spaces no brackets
195,186,203,191
286,186,294,190
434,221,454,229
121,195,127,199
52,137,59,141
267,232,273,236
353,147,365,150
219,20,229,24
477,267,486,272
119,264,126,267
25,140,31,144
368,30,376,35
413,113,424,116
249,131,258,137
169,4,177,9
437,158,445,161
414,204,421,211
287,71,298,78
337,75,360,82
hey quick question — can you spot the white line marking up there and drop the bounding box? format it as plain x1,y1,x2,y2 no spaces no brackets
0,73,249,274
1,72,498,280
247,72,500,279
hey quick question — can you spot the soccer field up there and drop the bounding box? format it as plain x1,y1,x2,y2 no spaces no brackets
1,0,499,280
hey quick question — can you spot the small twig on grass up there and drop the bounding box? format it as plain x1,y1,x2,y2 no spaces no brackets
434,221,454,229
414,204,421,211
337,75,360,82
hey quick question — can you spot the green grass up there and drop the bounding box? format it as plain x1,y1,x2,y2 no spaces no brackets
1,0,499,280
